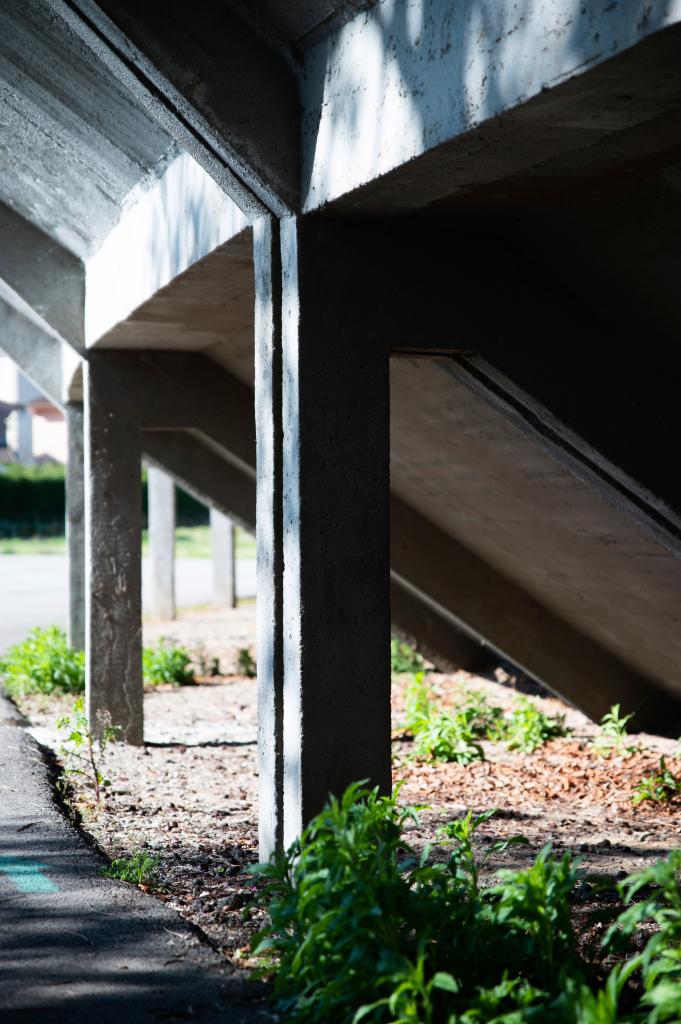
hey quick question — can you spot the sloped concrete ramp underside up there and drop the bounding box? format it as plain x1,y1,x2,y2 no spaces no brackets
391,358,681,727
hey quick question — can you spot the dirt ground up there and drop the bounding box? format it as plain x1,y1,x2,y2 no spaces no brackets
16,605,681,969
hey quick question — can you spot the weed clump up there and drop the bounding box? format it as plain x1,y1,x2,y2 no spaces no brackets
593,704,637,758
401,677,568,763
253,784,681,1024
633,757,681,806
143,638,195,686
237,647,257,678
56,697,120,809
102,852,162,890
0,626,84,697
391,637,426,675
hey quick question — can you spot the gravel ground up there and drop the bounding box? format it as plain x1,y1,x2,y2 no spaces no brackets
13,607,681,971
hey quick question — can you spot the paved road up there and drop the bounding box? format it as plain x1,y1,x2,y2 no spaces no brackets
0,694,267,1022
0,556,256,653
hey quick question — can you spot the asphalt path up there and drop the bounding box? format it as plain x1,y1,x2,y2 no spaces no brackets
0,694,267,1022
0,556,256,653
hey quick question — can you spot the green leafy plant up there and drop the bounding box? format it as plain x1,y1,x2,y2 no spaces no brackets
253,783,681,1024
502,697,568,753
142,638,195,686
401,682,567,763
593,704,637,757
402,676,484,764
56,698,120,808
0,625,84,697
237,647,257,678
102,852,162,889
632,757,681,806
391,637,426,675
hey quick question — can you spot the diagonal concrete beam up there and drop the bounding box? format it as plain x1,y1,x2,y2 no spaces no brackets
0,288,64,405
142,430,255,534
52,0,298,216
391,495,681,735
0,205,85,348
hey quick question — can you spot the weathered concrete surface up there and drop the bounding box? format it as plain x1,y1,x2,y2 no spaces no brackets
147,465,176,621
301,0,681,212
84,354,143,745
211,509,236,609
143,431,256,533
391,358,681,730
74,0,300,214
65,403,86,651
278,218,392,848
0,693,266,1023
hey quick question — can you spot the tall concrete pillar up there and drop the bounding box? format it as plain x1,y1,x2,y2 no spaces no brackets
148,466,176,620
65,402,85,651
255,217,391,855
84,353,143,745
210,508,236,608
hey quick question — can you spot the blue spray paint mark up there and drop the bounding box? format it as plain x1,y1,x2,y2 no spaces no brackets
0,857,59,894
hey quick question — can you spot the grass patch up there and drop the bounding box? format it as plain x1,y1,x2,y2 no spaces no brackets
143,638,195,686
102,852,162,889
0,525,256,559
0,626,84,697
252,783,681,1024
400,676,568,763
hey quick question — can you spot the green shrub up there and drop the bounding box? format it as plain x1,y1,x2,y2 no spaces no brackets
633,757,681,806
142,638,195,686
401,681,568,763
102,852,162,889
593,704,637,758
253,784,681,1024
391,637,426,674
0,626,85,697
237,647,257,678
56,697,120,808
502,697,568,753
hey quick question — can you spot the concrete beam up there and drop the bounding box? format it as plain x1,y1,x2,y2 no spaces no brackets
0,205,85,346
390,576,487,676
0,283,65,405
301,0,681,212
137,353,255,475
391,495,681,735
142,430,255,533
147,466,176,621
56,0,299,215
84,353,143,745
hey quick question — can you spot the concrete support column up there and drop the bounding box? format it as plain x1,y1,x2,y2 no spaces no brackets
148,466,176,620
210,508,236,608
84,354,143,745
65,402,85,651
255,217,391,855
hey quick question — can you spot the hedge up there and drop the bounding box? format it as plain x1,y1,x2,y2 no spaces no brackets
0,464,209,537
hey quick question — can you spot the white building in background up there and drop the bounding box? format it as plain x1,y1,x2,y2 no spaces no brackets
0,353,66,465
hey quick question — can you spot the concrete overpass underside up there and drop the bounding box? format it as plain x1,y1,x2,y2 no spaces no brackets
2,0,681,851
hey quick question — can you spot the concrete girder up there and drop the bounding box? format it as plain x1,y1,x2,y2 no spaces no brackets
142,431,256,535
53,0,299,216
301,0,681,213
0,205,85,350
391,495,681,735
